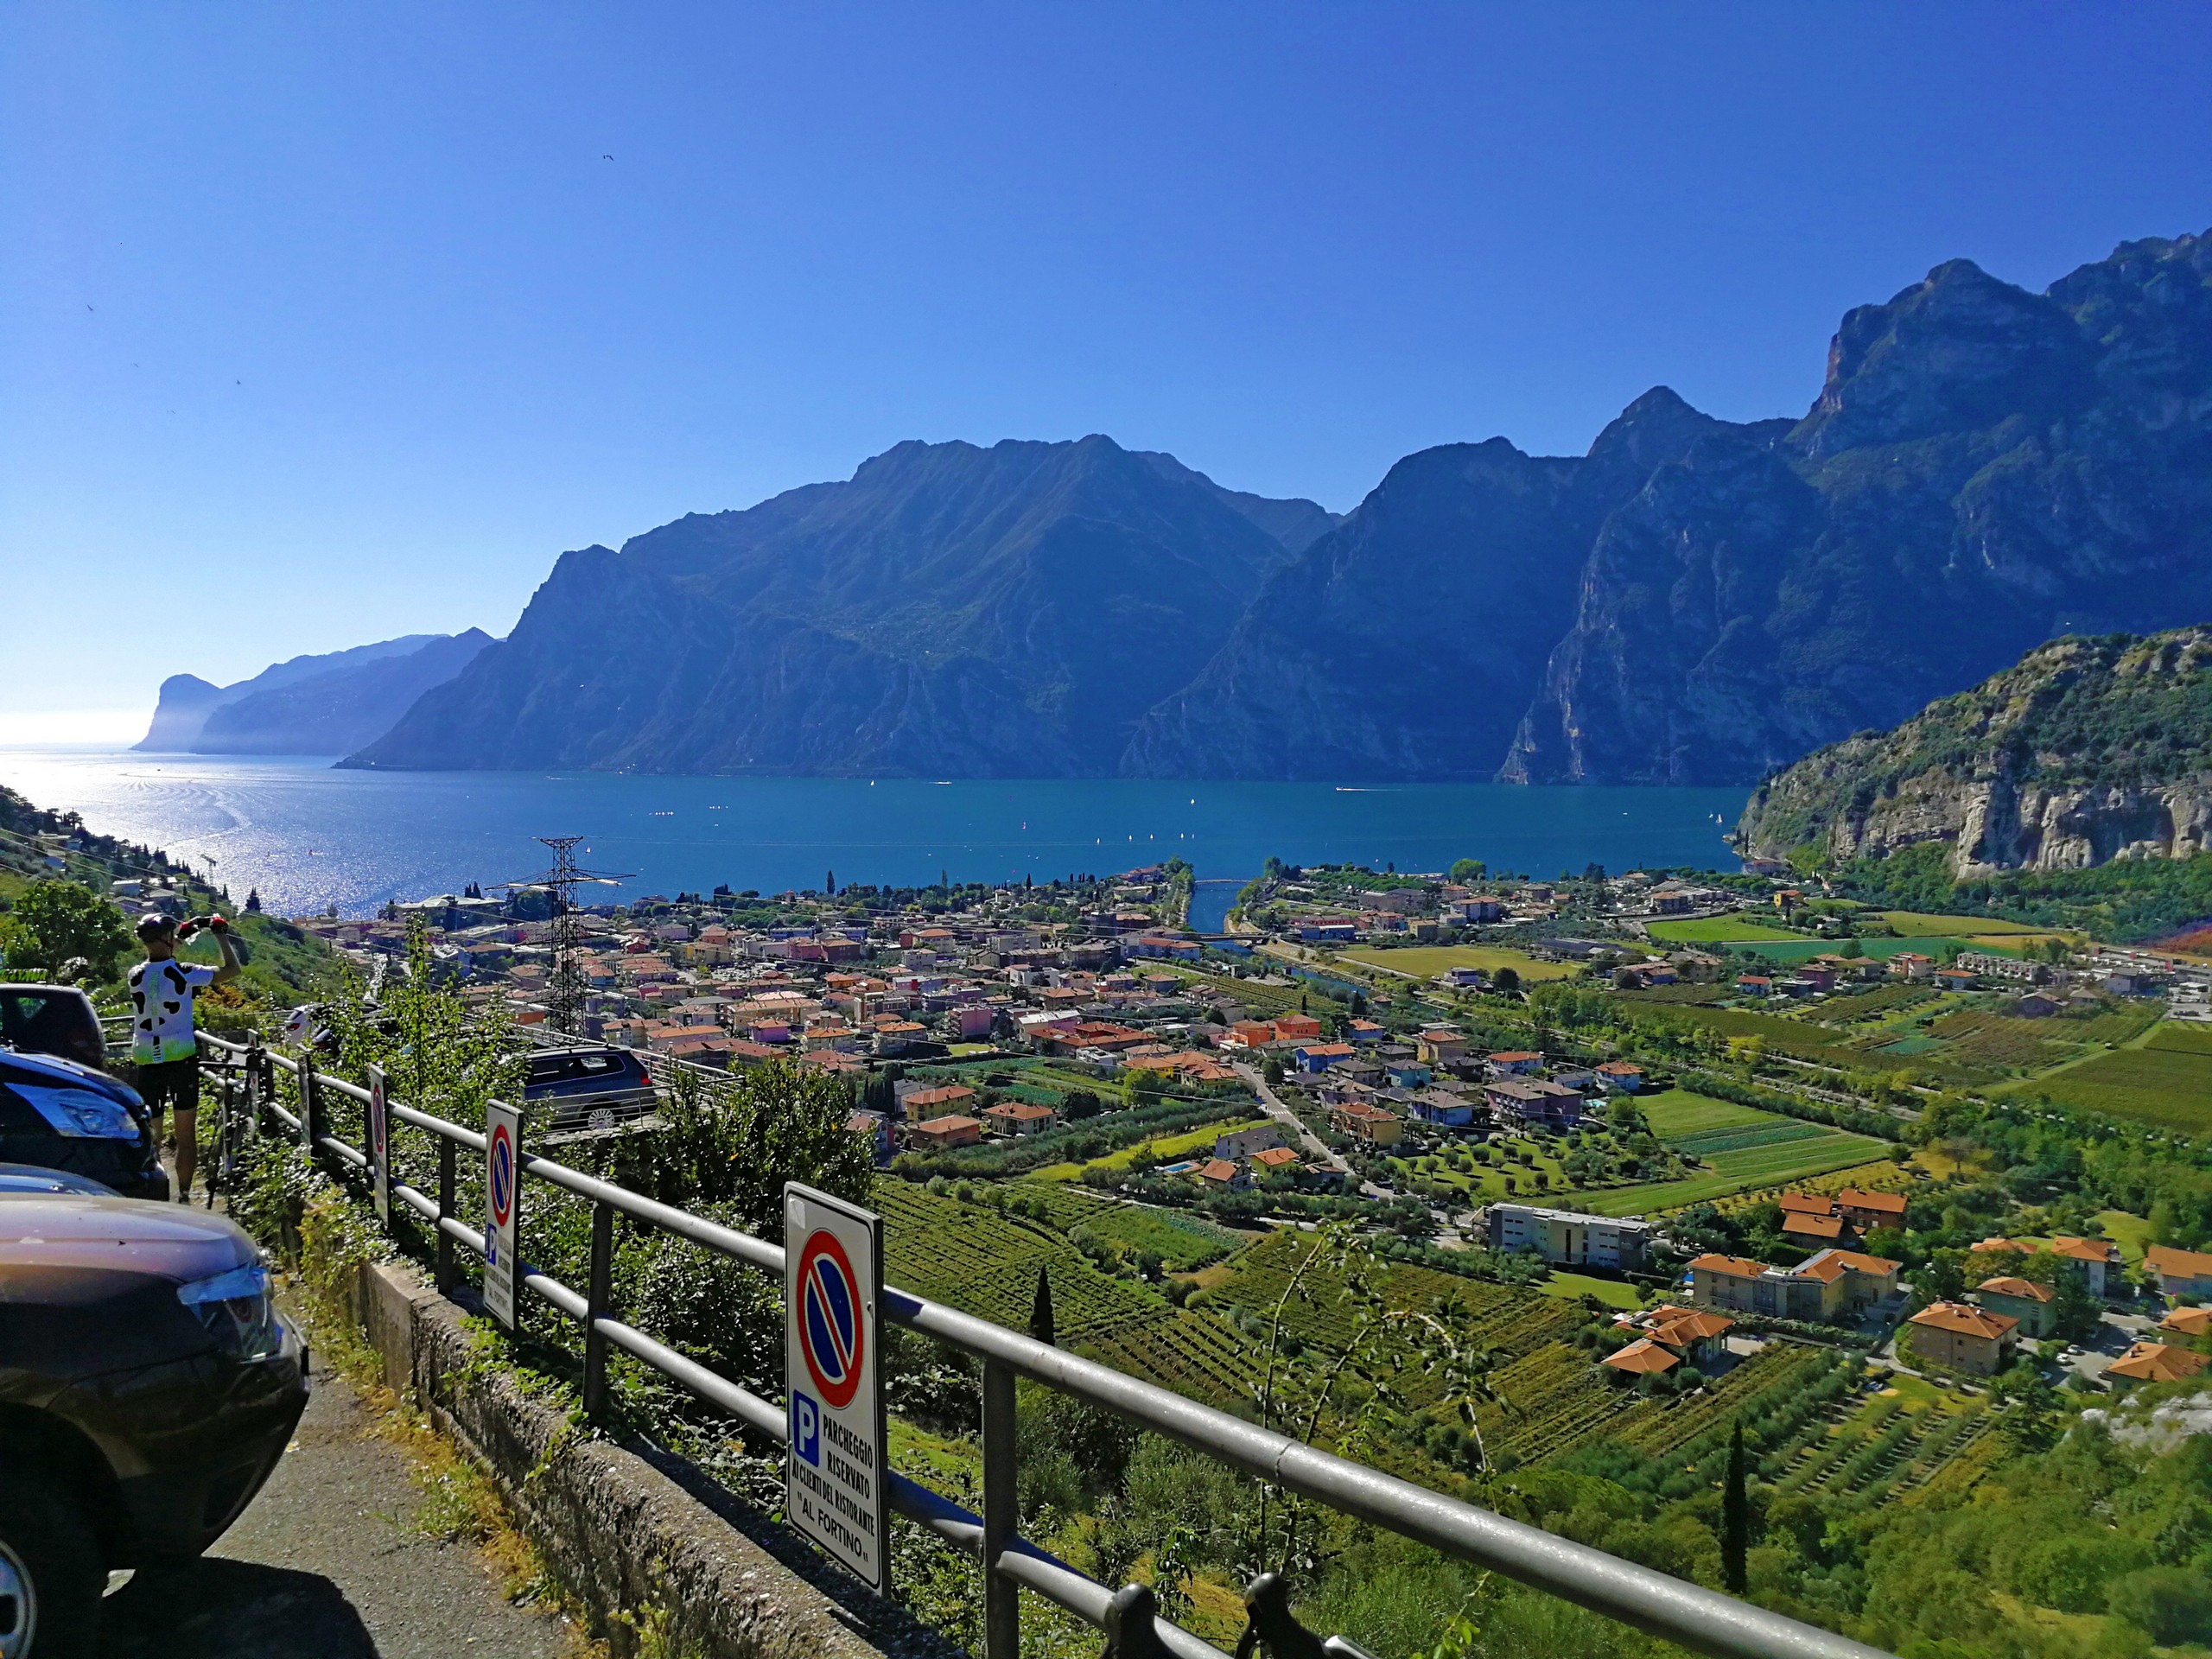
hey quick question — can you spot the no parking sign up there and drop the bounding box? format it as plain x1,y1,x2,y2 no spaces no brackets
484,1101,522,1331
784,1183,886,1590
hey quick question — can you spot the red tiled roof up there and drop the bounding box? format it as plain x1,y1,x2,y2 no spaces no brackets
1604,1338,1680,1375
1690,1253,1769,1280
1908,1300,2018,1340
1977,1275,2055,1303
2107,1342,2209,1383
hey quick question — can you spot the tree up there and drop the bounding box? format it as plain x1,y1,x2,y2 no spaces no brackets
2108,1567,2212,1647
1493,967,1520,995
244,887,263,914
1448,858,1486,883
1721,1421,1749,1592
825,869,836,895
0,879,133,982
1029,1265,1057,1346
1262,1056,1285,1090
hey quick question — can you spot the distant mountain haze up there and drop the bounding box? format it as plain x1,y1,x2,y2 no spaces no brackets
315,226,2212,785
138,631,493,755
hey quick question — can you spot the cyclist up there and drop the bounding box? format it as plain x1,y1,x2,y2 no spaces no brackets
128,912,240,1201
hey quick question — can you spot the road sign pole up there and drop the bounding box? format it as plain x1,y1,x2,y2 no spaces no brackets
783,1182,887,1593
484,1100,523,1332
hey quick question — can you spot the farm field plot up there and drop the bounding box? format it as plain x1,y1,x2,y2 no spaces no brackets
1205,1233,1577,1407
1567,1130,1893,1216
1077,1204,1248,1272
1611,982,1733,1005
1877,911,2044,936
2000,1045,2212,1133
1030,1116,1271,1181
1626,1003,1921,1072
1924,1008,2080,1069
2144,1020,2212,1055
1639,1089,1780,1139
1732,936,1987,965
1342,944,1576,982
1646,917,1802,943
1539,1272,1644,1309
874,1179,1163,1338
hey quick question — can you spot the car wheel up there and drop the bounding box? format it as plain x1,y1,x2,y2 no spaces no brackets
0,1483,101,1659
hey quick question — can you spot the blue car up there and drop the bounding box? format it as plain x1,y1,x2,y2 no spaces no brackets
0,1047,168,1202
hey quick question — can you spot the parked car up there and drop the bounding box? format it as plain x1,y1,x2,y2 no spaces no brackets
0,1049,168,1202
0,1184,308,1654
521,1046,660,1141
0,985,106,1071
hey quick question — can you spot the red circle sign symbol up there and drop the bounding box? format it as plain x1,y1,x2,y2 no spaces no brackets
488,1122,514,1229
797,1230,866,1411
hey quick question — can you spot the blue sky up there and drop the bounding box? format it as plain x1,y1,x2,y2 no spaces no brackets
4,3,2209,733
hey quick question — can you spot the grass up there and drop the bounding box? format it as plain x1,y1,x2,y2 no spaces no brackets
2094,1211,2155,1262
1540,1272,1645,1310
1646,916,1804,943
1567,1134,1895,1217
1878,911,2044,937
1999,1044,2212,1134
1638,1087,1777,1140
1340,944,1577,982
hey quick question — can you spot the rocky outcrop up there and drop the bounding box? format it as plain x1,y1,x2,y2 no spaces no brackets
136,633,479,754
1735,627,2212,875
1503,231,2212,785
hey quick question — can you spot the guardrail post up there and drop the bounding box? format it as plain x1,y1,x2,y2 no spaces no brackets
299,1049,323,1155
982,1357,1020,1659
582,1199,613,1422
435,1134,458,1294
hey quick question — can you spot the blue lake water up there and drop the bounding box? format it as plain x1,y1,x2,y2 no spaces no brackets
0,747,1748,918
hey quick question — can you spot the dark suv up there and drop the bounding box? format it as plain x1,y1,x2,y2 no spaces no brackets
0,1050,167,1203
0,1183,308,1654
523,1046,660,1141
0,987,106,1071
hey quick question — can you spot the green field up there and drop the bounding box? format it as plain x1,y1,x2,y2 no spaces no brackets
1878,911,2044,937
2001,1044,2212,1133
1566,1128,1895,1217
1538,1271,1645,1309
1646,916,1802,943
1638,1088,1778,1139
1729,935,1991,964
1341,944,1577,982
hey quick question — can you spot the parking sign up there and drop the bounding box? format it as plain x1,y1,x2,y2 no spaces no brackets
784,1183,887,1591
484,1101,522,1331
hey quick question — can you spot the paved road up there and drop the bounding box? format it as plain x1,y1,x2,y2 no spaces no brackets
1234,1060,1397,1200
99,1347,580,1659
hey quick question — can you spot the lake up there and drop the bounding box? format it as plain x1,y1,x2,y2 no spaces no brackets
0,747,1748,918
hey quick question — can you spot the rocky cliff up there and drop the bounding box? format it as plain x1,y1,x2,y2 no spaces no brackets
1735,627,2212,876
138,632,492,755
347,436,1318,776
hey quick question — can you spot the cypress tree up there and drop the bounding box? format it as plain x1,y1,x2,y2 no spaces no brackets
1722,1420,1748,1593
1029,1265,1057,1346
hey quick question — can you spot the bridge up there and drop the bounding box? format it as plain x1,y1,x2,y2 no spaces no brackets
182,1032,1897,1659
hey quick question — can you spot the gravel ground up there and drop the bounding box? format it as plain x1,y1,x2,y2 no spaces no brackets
99,1352,584,1659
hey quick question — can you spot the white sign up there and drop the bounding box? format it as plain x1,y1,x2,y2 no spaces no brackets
366,1064,391,1224
784,1183,887,1592
484,1101,523,1331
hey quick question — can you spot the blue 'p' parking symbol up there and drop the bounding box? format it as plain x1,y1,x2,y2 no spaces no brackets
792,1391,820,1466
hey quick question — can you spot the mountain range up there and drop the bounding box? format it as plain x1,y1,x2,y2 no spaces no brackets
137,631,494,756
166,226,2212,786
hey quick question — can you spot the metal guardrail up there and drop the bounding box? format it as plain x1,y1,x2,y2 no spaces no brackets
199,1031,1894,1659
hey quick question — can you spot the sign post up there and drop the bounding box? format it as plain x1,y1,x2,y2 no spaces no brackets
366,1064,391,1224
784,1183,887,1592
484,1101,523,1331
